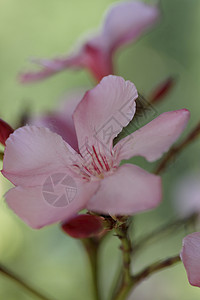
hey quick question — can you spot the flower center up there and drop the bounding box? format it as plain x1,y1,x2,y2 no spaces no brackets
72,144,117,181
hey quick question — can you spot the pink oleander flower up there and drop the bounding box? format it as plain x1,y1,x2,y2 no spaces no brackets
20,1,159,83
2,76,190,229
181,232,200,287
173,172,200,218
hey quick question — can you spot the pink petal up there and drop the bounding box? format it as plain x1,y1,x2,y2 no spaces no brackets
115,109,190,163
31,114,79,152
173,172,200,217
19,43,111,83
5,179,99,229
0,119,14,146
79,43,113,82
102,1,160,52
61,214,104,239
87,164,161,215
58,90,85,119
2,126,79,187
73,75,137,156
19,54,82,83
181,232,200,287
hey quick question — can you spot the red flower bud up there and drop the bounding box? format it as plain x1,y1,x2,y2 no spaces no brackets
61,214,104,239
0,119,14,146
150,77,175,103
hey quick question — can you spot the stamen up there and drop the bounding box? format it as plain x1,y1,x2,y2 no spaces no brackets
92,146,104,170
71,142,115,180
100,153,110,171
86,145,101,174
92,162,101,174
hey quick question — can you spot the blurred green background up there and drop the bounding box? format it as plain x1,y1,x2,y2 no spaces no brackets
0,0,200,299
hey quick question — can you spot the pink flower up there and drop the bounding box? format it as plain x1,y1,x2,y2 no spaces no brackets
173,172,200,218
20,1,159,83
181,232,200,287
2,76,190,229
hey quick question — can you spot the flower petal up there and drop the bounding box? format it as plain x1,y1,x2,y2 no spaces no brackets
30,114,79,152
102,1,160,52
2,126,79,187
115,109,190,163
19,54,83,83
87,164,161,215
5,179,99,229
181,232,200,287
73,75,137,156
30,91,84,152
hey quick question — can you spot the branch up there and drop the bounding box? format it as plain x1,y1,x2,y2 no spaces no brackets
133,255,181,284
155,121,200,174
0,264,54,300
133,213,198,255
112,255,181,300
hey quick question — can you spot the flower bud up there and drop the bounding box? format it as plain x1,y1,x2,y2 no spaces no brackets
61,214,104,239
0,119,14,146
150,77,175,103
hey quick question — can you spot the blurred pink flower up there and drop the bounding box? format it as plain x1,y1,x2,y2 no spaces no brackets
20,1,159,83
173,172,200,218
181,232,200,287
2,76,190,229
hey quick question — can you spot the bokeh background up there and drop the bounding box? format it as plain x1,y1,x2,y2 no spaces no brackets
0,0,200,299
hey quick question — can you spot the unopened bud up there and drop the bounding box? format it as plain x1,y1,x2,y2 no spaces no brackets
0,119,14,146
61,214,104,239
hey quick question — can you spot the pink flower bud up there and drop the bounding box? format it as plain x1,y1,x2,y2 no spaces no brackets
0,119,14,146
61,214,104,239
150,77,175,103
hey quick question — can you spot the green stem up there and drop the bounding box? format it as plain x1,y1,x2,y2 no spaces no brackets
133,213,198,255
112,221,132,300
0,264,54,300
81,238,100,300
155,121,200,174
